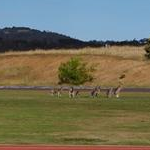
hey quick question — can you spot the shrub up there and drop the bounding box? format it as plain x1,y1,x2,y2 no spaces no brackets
58,57,94,85
145,39,150,59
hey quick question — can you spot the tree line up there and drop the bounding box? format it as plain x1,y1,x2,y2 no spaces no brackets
0,27,148,52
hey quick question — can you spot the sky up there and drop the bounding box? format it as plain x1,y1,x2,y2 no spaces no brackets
0,0,150,41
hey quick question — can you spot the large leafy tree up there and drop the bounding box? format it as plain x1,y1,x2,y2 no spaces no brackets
58,57,94,85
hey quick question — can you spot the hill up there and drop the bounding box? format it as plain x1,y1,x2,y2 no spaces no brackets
0,27,86,52
0,27,148,52
0,46,149,87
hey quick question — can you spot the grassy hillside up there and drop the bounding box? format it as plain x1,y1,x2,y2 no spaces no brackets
0,46,149,87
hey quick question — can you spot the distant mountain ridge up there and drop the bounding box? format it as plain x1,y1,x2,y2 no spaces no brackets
0,27,148,52
0,27,86,52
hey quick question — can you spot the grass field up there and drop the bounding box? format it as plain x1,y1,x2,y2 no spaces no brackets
0,90,150,145
2,46,144,60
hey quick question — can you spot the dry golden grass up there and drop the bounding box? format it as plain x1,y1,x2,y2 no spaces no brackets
2,46,145,60
0,46,149,87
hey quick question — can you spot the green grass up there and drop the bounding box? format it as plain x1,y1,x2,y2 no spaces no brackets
0,90,150,145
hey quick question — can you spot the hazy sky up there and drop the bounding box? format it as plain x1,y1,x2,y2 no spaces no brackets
0,0,150,41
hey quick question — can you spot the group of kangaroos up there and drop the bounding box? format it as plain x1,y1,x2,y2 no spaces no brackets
50,85,122,98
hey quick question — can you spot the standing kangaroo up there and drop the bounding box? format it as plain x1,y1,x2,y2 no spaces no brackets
57,87,63,97
114,85,122,98
69,87,75,98
107,85,122,98
107,87,114,98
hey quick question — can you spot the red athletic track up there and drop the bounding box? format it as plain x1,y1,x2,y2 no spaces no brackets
0,146,150,150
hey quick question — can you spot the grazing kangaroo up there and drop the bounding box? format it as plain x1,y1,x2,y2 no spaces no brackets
51,87,62,97
69,87,75,98
91,86,101,98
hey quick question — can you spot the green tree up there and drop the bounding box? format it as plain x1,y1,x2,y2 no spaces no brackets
58,57,94,85
145,39,150,59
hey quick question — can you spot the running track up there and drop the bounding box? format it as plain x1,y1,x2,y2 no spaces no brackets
0,146,150,150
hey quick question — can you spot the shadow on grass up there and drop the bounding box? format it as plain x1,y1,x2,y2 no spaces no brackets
62,137,108,144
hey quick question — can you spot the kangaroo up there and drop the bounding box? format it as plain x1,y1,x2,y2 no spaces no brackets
51,88,57,96
57,87,63,97
51,87,62,97
75,90,79,96
107,87,114,98
69,87,75,98
114,85,122,98
91,86,101,98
